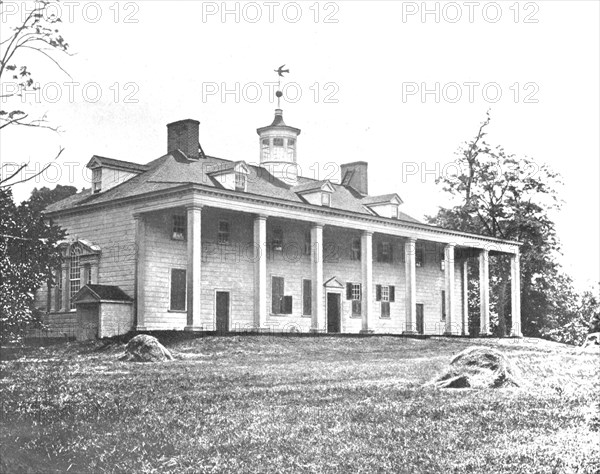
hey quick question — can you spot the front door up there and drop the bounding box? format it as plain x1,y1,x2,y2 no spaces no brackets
216,291,230,333
327,293,341,333
416,304,424,335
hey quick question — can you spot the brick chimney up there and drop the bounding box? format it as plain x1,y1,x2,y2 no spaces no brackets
167,119,201,159
341,161,368,195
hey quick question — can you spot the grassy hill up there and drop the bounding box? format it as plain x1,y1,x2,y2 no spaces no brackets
1,335,599,473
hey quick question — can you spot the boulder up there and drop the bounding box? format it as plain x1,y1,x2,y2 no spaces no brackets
429,346,520,389
121,334,174,362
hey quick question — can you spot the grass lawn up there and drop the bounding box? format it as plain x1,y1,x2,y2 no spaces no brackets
1,335,599,473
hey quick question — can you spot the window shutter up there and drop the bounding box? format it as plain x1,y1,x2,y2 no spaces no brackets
303,280,312,315
272,277,284,314
346,282,353,300
376,285,382,301
389,285,395,302
284,295,293,314
170,269,187,311
441,290,446,319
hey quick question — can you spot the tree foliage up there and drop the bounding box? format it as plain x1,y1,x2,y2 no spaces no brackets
427,112,565,337
0,186,65,343
0,0,72,341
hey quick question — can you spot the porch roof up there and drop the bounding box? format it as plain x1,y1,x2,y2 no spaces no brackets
73,285,133,303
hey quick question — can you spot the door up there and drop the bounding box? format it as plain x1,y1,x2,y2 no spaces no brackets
327,293,341,333
216,291,230,333
416,304,424,335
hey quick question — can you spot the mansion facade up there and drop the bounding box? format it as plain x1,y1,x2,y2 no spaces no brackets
36,109,523,339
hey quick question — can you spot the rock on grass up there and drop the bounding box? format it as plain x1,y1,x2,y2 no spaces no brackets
429,346,520,389
121,334,174,362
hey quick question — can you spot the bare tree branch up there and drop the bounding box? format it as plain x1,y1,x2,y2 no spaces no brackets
0,147,64,187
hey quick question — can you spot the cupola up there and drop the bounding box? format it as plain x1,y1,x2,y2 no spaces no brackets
256,108,301,185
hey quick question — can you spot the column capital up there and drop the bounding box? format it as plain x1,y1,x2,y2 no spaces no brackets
445,242,456,248
362,230,373,237
405,237,417,244
254,214,268,221
185,203,203,212
133,212,144,220
311,222,325,230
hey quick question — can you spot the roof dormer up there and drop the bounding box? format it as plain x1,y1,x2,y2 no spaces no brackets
86,156,148,194
208,161,250,192
293,180,335,207
362,193,403,219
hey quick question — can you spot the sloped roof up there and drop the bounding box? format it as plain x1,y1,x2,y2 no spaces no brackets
87,155,149,173
362,194,403,205
292,180,335,195
207,160,249,176
45,152,421,224
73,284,133,303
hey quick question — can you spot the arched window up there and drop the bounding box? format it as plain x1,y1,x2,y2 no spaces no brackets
48,240,100,312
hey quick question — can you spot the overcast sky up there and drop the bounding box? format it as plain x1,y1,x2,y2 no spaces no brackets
1,1,598,290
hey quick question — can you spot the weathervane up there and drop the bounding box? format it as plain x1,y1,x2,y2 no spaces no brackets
274,64,289,108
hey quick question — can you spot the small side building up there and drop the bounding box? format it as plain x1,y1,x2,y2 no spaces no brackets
72,285,133,340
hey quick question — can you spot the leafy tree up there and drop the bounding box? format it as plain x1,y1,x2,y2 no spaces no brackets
28,185,77,211
543,282,600,345
428,112,564,337
1,187,65,343
0,1,72,342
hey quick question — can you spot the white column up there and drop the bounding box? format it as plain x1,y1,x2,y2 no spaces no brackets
510,252,522,337
185,205,202,331
311,224,324,331
479,249,490,336
360,231,373,333
134,214,146,330
462,259,469,335
444,243,455,335
404,238,417,334
254,215,267,329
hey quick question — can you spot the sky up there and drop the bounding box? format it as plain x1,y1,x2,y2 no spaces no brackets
1,0,599,290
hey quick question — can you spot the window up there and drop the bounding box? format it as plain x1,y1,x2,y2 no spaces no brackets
92,168,102,193
272,227,283,251
346,282,362,316
441,290,446,320
172,215,186,241
261,138,270,160
69,254,80,310
303,279,312,316
304,229,311,256
235,172,246,192
416,247,424,267
376,284,395,318
351,238,361,261
392,205,399,219
83,264,92,285
321,193,331,207
218,220,230,244
273,137,284,147
286,138,296,161
377,242,393,263
170,269,187,311
272,276,292,314
54,267,62,312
